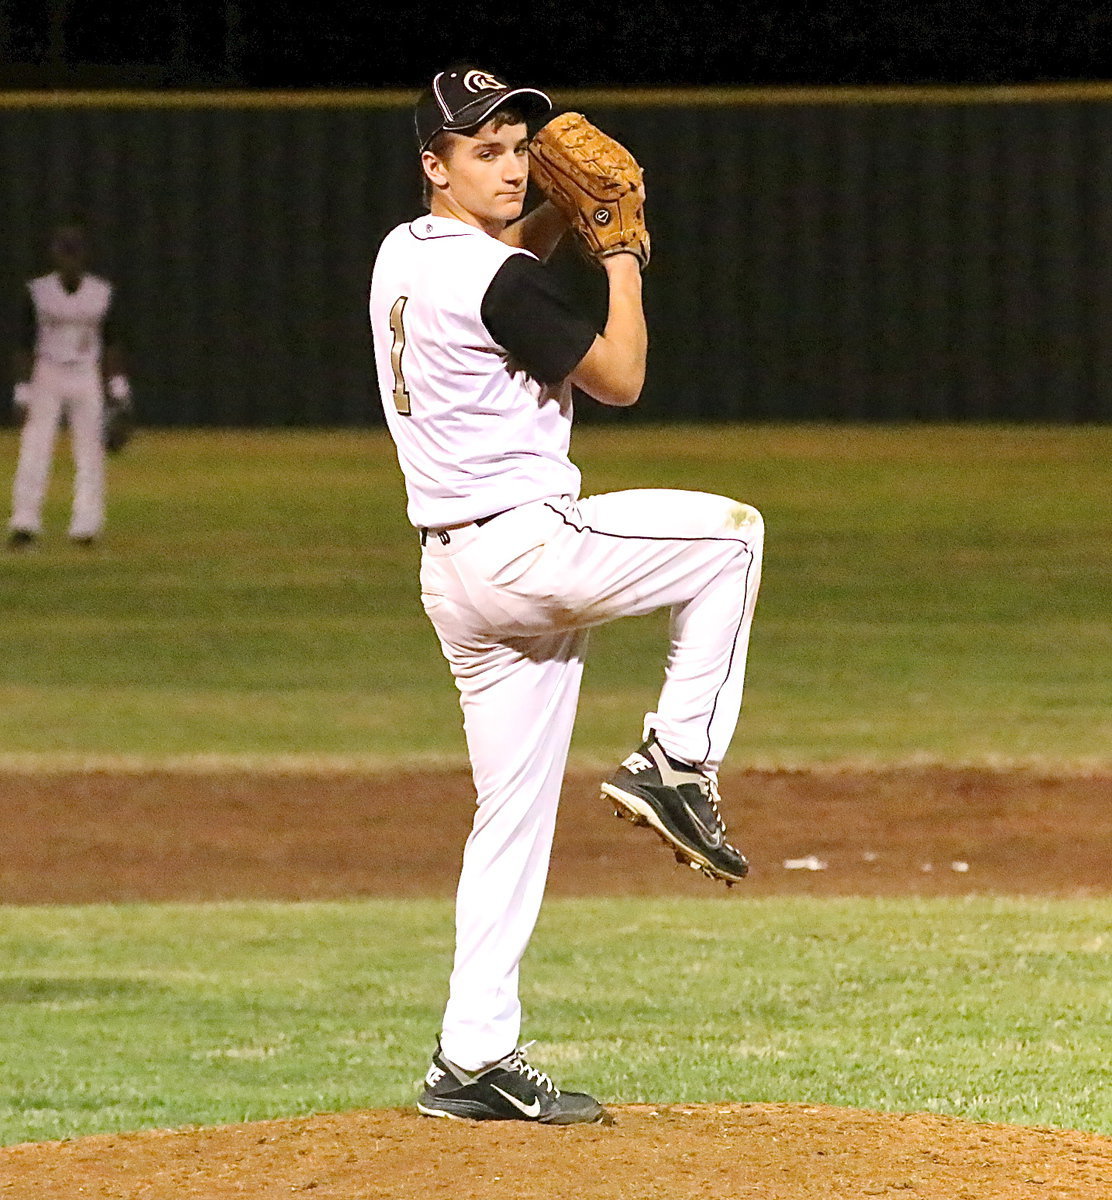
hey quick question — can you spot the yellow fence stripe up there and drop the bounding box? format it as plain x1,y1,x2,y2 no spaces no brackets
3,82,1112,110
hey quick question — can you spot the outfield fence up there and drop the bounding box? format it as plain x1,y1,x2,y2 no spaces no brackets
2,85,1111,425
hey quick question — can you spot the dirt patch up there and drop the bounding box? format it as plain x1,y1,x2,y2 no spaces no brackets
1,767,1109,1197
3,1104,1111,1200
0,768,1108,903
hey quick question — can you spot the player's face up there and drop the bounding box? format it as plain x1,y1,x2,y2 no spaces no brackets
51,227,87,277
423,119,530,232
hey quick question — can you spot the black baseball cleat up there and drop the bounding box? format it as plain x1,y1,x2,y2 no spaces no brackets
7,529,35,550
600,732,749,885
417,1043,607,1125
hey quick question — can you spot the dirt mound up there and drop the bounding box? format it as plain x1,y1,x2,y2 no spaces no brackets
4,1103,1111,1199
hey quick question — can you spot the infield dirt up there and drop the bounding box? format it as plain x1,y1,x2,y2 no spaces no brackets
1,766,1109,1198
2,767,1109,902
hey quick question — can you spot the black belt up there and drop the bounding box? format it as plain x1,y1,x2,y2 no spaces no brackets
420,508,510,546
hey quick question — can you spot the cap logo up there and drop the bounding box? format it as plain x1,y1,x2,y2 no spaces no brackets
464,70,505,93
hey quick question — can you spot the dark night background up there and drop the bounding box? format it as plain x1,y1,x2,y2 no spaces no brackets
2,1,1111,90
5,1,1112,424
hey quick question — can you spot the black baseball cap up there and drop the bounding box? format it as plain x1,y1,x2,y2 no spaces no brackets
415,66,551,150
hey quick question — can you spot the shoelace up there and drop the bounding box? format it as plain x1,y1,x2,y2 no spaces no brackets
699,775,744,855
510,1043,559,1096
650,740,726,832
701,776,728,834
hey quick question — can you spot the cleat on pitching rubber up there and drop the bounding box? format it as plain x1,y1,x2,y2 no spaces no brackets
600,732,748,885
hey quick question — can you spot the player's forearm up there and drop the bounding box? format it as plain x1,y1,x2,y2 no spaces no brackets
570,254,647,407
500,202,568,261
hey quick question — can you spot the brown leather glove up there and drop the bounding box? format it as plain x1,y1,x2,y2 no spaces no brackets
528,112,650,270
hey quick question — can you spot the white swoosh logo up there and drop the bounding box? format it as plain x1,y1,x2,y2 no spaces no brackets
682,798,723,848
491,1085,542,1118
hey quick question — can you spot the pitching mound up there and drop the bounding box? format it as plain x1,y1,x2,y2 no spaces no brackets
4,1103,1112,1199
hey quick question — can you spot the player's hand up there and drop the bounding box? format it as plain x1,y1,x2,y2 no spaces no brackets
106,375,132,408
12,382,32,411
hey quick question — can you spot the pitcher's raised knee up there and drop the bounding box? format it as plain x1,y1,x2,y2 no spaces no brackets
726,501,763,544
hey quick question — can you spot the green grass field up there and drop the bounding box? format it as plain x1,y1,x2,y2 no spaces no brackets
0,424,1109,1147
1,897,1110,1145
0,424,1108,768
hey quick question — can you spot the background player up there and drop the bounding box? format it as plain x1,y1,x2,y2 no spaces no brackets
368,67,764,1125
8,221,131,549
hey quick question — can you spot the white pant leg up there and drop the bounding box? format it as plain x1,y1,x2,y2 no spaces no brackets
65,370,106,539
575,490,764,770
420,526,588,1071
490,492,763,771
10,371,65,534
434,628,586,1072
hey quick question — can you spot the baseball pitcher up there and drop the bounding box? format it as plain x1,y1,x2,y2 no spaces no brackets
369,66,764,1125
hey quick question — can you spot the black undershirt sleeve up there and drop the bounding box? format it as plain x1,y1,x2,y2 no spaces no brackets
480,253,598,387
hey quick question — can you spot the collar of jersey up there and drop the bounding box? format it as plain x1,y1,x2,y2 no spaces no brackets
409,215,489,241
49,270,91,292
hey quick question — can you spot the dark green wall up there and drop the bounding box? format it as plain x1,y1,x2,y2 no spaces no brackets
3,90,1110,424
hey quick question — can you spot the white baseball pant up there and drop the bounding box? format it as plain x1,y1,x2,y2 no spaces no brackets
10,361,106,540
419,490,764,1072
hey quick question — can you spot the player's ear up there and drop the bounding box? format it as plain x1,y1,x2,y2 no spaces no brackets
421,149,449,191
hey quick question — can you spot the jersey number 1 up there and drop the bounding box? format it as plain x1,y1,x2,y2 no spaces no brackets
388,296,411,416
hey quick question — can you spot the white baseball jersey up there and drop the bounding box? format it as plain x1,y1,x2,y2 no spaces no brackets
26,272,114,368
369,216,591,528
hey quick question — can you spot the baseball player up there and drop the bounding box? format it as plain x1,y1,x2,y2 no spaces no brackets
369,67,764,1125
8,221,131,549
